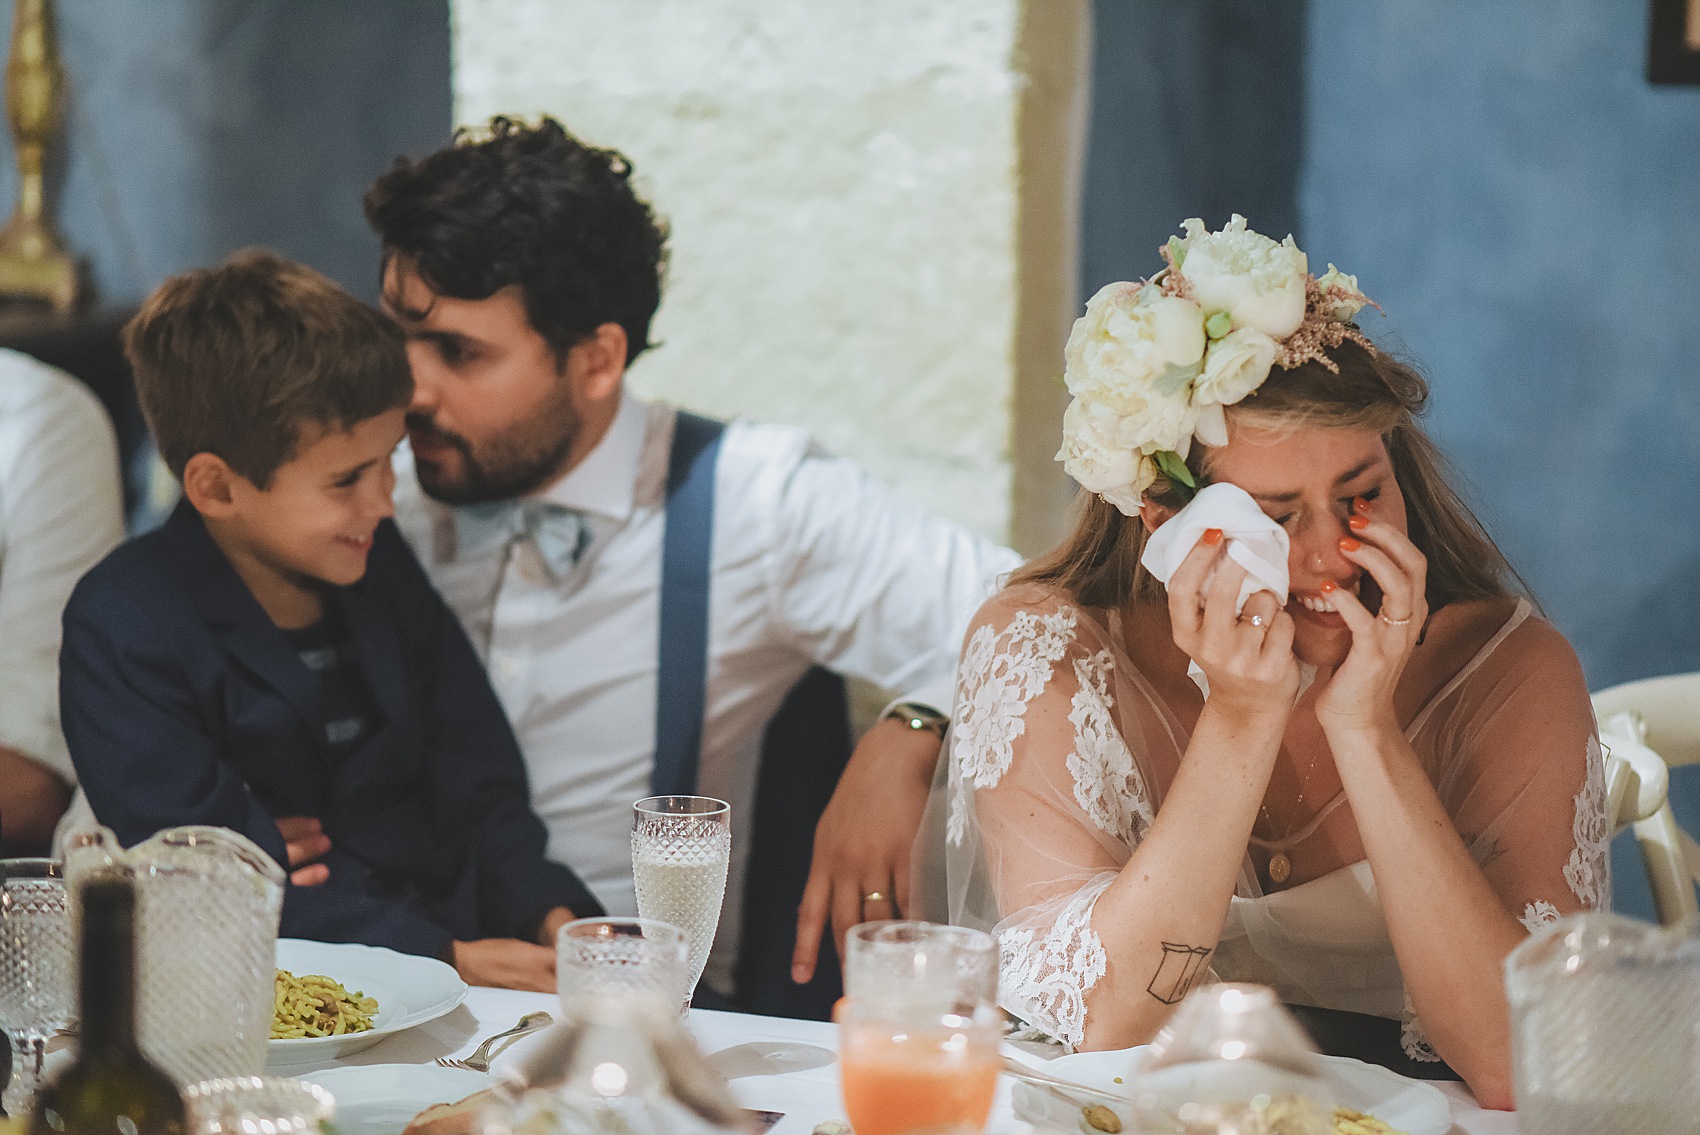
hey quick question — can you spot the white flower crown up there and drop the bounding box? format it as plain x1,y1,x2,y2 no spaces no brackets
1056,215,1377,516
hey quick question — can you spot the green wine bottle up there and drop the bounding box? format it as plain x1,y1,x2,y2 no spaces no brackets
29,877,186,1135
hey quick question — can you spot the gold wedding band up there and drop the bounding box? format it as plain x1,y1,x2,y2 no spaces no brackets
1379,612,1414,627
863,891,886,904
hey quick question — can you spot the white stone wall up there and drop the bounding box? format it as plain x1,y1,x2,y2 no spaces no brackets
452,0,1087,548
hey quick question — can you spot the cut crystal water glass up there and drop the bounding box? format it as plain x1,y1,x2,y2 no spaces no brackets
630,796,730,1009
183,1075,335,1135
557,917,692,1015
64,826,285,1087
1505,912,1700,1134
0,858,72,1118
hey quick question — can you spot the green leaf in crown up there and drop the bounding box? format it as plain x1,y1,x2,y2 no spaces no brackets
1152,449,1199,500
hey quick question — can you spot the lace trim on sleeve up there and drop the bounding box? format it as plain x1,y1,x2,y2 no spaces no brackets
948,605,1078,844
1067,651,1155,843
997,876,1112,1051
1562,733,1611,911
1520,899,1561,933
1399,989,1442,1063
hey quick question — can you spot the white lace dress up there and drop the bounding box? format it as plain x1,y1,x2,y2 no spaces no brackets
943,584,1610,1059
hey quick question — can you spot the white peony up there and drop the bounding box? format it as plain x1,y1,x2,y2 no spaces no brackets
1195,327,1279,408
1174,215,1308,339
1099,467,1154,518
1056,398,1161,517
1064,282,1206,418
1317,263,1367,322
1056,397,1143,494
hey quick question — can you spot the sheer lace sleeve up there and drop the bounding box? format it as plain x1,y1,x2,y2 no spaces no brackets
1425,615,1610,932
945,586,1157,1048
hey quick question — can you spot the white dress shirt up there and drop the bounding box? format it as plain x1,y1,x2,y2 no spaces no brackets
393,390,1019,991
0,349,124,784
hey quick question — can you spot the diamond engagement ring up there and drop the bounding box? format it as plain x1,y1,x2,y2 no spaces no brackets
1241,613,1267,628
863,891,886,904
1379,612,1414,627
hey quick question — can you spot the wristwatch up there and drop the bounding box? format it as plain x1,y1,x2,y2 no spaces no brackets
884,701,949,739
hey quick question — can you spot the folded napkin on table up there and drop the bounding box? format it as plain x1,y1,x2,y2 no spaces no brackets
1138,482,1301,700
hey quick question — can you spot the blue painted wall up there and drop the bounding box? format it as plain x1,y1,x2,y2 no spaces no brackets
1087,0,1700,919
0,0,451,304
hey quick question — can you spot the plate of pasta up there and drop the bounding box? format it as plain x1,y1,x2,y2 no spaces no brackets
1010,1047,1451,1135
268,939,468,1066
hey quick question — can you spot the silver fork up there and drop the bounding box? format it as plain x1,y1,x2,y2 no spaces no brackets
437,1010,554,1072
999,1055,1129,1106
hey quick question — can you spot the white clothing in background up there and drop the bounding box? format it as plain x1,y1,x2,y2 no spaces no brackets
0,349,124,784
393,390,1020,992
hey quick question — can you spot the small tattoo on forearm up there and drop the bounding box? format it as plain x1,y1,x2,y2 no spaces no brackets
1464,833,1506,868
1148,942,1212,1005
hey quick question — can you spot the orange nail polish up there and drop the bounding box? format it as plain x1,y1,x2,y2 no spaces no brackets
1202,528,1224,546
1348,514,1370,532
1339,536,1362,553
1319,579,1338,594
1354,496,1374,515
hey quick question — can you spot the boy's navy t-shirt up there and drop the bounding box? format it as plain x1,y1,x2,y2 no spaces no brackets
282,607,377,768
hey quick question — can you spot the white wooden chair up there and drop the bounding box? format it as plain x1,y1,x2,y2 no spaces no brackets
1593,673,1700,926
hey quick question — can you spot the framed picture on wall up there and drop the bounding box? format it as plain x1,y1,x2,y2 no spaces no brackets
1649,0,1700,83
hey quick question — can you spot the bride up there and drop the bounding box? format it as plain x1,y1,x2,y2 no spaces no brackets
944,217,1607,1109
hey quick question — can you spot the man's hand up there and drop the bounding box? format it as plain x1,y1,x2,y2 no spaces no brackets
276,816,332,887
537,906,577,946
452,938,557,992
0,745,71,850
791,716,941,984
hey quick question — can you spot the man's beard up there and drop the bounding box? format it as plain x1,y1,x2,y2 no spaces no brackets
407,391,580,506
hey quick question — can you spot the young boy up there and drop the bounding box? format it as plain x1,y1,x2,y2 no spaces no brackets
59,250,601,991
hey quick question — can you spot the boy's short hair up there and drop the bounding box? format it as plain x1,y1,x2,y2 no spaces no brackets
124,249,413,489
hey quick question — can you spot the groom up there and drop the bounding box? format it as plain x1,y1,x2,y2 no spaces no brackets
355,116,1019,1014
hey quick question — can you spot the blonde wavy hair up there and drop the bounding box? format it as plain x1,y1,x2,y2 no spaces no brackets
1014,339,1531,613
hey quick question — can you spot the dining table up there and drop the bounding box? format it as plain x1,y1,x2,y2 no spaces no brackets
281,984,1520,1135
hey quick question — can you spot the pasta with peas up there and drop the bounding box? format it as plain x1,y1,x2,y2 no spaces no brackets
272,968,379,1039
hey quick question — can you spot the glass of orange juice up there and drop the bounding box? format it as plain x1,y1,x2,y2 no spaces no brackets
837,922,1001,1135
837,998,1001,1135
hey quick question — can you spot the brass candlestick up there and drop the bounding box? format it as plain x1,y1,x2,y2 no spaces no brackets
0,0,78,311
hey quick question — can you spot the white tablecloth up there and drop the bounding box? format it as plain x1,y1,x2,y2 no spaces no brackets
289,985,1518,1135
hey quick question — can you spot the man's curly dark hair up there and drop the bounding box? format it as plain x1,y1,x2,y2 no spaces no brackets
364,116,669,365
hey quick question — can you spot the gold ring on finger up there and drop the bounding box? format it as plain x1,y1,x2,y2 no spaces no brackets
1379,612,1414,627
863,891,886,904
1240,613,1267,628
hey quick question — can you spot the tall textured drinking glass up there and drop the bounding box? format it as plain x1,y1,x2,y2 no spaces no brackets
630,796,731,1009
557,917,692,1014
0,858,73,1118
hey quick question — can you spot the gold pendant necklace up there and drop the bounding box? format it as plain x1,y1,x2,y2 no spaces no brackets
1254,746,1323,886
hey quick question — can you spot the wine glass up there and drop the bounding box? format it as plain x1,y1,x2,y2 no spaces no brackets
557,917,692,1014
0,858,73,1118
630,797,730,1010
837,922,1001,1135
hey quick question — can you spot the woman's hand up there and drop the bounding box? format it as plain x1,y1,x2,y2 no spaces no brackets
1314,498,1428,738
1168,529,1301,718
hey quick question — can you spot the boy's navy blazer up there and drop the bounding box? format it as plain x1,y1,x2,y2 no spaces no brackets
60,501,602,959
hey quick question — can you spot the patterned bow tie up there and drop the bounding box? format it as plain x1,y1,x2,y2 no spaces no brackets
454,499,592,579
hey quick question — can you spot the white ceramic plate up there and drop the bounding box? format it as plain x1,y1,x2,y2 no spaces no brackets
268,939,468,1066
300,1063,495,1135
1010,1047,1452,1135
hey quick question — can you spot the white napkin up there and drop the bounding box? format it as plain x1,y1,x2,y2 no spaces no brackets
1140,482,1290,611
1139,482,1297,700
